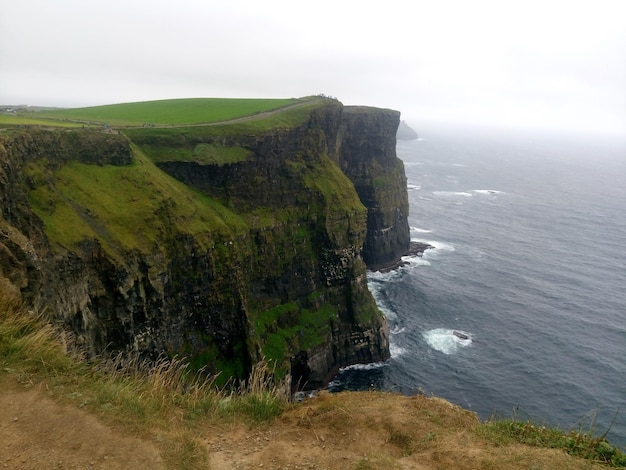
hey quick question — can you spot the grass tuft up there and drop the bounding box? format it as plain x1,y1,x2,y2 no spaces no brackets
0,290,78,378
479,418,626,467
234,358,290,422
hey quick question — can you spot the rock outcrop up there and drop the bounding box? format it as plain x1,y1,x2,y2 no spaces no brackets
0,99,410,390
338,107,411,270
396,120,419,140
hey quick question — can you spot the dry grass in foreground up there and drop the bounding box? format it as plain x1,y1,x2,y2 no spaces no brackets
1,287,624,469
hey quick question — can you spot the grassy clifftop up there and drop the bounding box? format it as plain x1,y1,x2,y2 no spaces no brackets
3,96,322,128
26,97,296,126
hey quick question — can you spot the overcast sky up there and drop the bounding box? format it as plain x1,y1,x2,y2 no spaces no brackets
1,0,625,135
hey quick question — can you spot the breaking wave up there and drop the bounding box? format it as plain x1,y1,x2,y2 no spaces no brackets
433,191,473,197
410,226,433,233
423,328,473,355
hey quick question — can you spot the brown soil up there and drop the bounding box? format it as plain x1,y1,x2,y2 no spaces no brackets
204,392,604,470
1,382,606,470
0,384,163,469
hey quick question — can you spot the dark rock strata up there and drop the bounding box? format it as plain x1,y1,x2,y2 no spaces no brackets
338,107,411,271
0,100,412,390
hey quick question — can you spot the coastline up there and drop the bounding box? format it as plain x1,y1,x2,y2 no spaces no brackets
368,241,433,273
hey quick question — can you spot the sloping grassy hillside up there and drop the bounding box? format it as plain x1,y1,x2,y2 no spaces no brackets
36,97,300,126
25,144,246,257
0,114,84,128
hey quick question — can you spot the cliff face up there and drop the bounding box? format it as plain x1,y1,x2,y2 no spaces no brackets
0,100,409,389
338,107,410,270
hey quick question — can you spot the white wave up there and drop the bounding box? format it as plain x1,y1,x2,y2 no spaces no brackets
367,269,398,283
367,270,387,281
390,325,406,335
367,263,406,285
366,279,398,320
410,226,433,233
390,342,407,357
472,189,504,195
340,361,387,372
412,239,455,254
375,303,397,321
423,328,473,355
400,255,431,267
407,184,421,191
326,378,341,388
433,191,473,197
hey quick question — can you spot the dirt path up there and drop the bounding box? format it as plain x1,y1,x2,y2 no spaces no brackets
0,384,163,469
1,384,606,469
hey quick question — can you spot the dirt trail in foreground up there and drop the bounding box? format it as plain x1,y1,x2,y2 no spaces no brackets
0,384,607,470
0,385,163,469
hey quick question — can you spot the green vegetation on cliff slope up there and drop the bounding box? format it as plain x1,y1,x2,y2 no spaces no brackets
26,145,246,256
20,97,339,255
254,302,339,375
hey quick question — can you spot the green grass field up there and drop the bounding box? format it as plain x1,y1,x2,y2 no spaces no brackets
122,98,335,161
37,97,302,126
0,114,83,128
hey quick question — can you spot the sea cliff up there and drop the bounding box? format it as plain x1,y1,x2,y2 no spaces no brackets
0,99,410,389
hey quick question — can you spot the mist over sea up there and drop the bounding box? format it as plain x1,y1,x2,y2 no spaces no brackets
329,127,626,448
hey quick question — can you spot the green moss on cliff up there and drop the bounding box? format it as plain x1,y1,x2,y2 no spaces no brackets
135,142,252,165
253,302,338,376
28,183,98,247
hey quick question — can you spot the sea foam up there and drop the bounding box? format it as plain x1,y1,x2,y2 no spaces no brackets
423,328,473,355
412,239,455,254
339,361,388,372
472,189,504,195
433,191,473,197
410,226,433,233
389,342,408,358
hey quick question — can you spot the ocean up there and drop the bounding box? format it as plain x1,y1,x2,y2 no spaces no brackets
329,126,626,448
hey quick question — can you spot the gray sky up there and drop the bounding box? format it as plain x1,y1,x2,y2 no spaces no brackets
1,0,625,135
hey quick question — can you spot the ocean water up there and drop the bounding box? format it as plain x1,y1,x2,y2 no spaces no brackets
329,126,626,448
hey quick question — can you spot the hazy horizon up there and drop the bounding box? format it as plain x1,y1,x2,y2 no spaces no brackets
1,0,625,137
